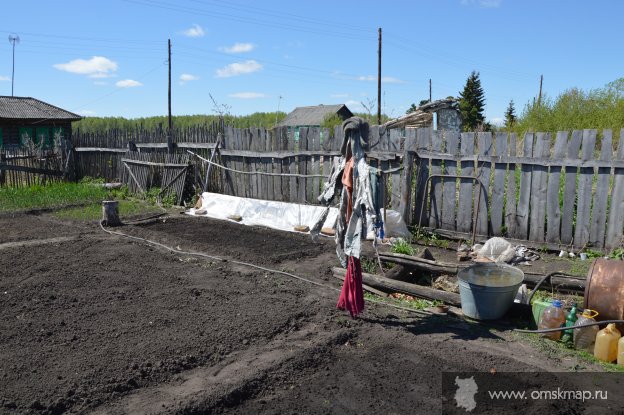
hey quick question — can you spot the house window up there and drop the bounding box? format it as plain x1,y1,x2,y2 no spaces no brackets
19,127,34,146
36,127,51,148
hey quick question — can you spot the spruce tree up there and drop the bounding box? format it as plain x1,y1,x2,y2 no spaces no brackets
504,99,516,129
458,71,485,131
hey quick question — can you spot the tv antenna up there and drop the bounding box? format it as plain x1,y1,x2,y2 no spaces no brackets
8,34,20,96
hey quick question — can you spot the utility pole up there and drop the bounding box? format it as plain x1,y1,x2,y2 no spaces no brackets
167,38,173,154
8,35,20,97
537,74,543,108
429,78,432,103
377,27,382,125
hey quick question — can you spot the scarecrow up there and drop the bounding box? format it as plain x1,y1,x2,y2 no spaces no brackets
312,117,382,318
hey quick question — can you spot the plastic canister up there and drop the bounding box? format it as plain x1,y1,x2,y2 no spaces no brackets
618,336,624,366
538,299,566,341
573,309,599,353
594,323,622,362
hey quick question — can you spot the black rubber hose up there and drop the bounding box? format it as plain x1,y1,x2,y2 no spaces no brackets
525,271,581,305
514,320,624,334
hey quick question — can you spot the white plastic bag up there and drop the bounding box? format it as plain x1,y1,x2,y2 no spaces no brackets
478,237,513,262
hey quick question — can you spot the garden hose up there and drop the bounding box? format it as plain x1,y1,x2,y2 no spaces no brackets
515,320,624,334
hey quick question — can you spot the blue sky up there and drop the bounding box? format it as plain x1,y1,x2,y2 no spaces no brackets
1,0,622,125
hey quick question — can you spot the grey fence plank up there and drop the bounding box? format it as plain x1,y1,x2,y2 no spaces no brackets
298,127,309,203
288,128,297,202
589,129,612,248
413,128,432,226
263,128,273,200
516,133,534,240
441,131,460,231
491,132,507,236
279,127,289,201
574,129,597,247
271,128,281,201
505,133,518,239
321,128,332,197
545,131,568,244
606,129,624,249
561,130,582,245
389,129,402,211
457,132,475,234
400,128,416,224
429,130,443,228
529,132,550,242
309,127,321,202
250,129,259,199
475,132,492,236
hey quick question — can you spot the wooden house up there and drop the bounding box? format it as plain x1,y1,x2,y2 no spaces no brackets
279,104,352,140
0,96,82,148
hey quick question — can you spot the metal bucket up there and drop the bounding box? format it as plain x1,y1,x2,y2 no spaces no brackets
458,263,524,320
584,259,624,329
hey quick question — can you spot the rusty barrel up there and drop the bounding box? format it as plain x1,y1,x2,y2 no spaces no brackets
584,259,624,327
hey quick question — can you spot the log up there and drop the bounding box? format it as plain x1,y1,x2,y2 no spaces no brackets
383,265,411,281
332,267,461,306
102,200,122,227
332,272,389,297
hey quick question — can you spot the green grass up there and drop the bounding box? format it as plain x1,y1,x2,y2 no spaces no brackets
390,238,416,256
364,291,441,311
54,199,162,221
0,182,109,212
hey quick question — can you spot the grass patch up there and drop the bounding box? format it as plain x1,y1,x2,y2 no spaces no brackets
390,238,415,256
54,199,162,221
364,291,440,311
0,182,109,212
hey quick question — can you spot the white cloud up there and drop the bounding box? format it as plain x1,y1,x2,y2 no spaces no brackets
79,109,96,116
356,75,406,84
115,79,142,88
461,0,502,7
229,92,266,99
179,73,199,85
330,93,349,98
215,60,262,78
53,56,118,78
219,43,255,54
490,117,505,126
0,76,9,81
181,24,205,37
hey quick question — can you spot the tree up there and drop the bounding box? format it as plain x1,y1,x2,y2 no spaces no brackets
458,71,485,131
406,100,431,114
504,99,516,129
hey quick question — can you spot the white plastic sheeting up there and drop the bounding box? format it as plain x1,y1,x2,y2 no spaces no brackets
187,192,410,238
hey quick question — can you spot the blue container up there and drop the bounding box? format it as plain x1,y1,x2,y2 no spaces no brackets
457,263,524,320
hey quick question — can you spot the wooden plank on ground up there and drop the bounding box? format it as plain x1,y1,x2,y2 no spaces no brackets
561,130,582,245
546,131,568,244
516,133,534,240
606,129,624,249
413,128,431,226
474,132,492,236
490,132,507,236
457,132,475,234
441,131,459,231
505,133,518,238
589,129,612,248
528,132,550,242
574,129,597,247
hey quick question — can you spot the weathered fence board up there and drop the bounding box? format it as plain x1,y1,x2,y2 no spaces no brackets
429,130,443,228
413,128,431,226
529,132,550,242
574,129,597,247
505,133,518,239
441,131,459,231
545,131,568,244
516,133,534,240
490,132,507,236
606,129,624,249
457,132,475,234
589,130,612,248
475,132,492,236
561,130,582,245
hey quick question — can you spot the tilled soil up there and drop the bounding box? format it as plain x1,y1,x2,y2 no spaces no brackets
0,213,612,414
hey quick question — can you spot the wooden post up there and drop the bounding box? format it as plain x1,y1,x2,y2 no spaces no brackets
0,152,6,187
102,200,122,227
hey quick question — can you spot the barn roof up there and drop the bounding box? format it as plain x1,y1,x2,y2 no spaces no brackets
279,104,352,127
0,96,82,121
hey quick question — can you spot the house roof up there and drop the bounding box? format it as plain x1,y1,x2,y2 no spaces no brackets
0,96,82,121
279,104,352,127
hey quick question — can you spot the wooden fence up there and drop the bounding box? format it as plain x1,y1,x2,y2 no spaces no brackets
0,148,66,188
39,125,624,252
410,128,624,251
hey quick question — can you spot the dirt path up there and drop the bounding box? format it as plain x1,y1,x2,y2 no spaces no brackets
0,213,608,414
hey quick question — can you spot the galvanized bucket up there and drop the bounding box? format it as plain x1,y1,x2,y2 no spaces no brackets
458,263,524,320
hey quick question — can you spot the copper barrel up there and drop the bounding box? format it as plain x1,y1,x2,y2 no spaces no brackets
584,259,624,327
